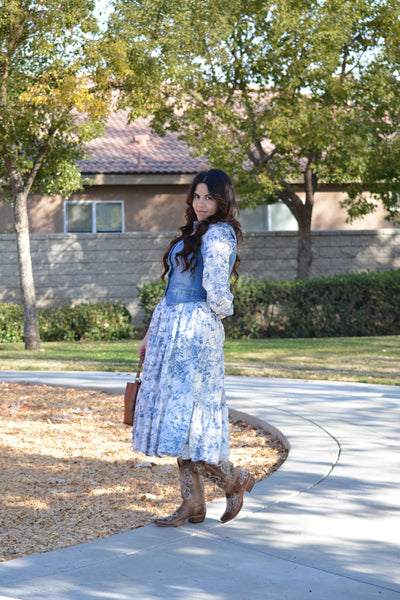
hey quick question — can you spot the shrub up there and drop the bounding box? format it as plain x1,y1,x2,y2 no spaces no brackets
136,281,165,330
137,269,400,339
223,278,290,338
225,270,400,338
0,303,24,342
39,301,134,341
0,301,134,343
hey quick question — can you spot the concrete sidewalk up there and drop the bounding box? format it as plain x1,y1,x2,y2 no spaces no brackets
0,371,399,600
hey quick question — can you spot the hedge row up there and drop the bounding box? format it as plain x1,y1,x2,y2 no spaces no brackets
0,301,134,343
137,269,400,338
2,270,398,343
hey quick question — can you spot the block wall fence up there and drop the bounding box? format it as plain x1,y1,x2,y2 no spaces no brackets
1,229,399,325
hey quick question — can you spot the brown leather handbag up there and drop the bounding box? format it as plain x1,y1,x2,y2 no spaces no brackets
123,358,144,426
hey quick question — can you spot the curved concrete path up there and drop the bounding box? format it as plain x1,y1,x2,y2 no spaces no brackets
0,371,399,600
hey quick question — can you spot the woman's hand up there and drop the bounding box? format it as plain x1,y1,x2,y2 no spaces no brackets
138,328,150,362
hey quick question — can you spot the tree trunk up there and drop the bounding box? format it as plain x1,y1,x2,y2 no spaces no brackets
13,190,41,350
277,187,314,279
277,158,316,279
297,159,317,280
297,223,313,280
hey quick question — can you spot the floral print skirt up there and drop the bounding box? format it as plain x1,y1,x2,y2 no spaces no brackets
132,297,230,463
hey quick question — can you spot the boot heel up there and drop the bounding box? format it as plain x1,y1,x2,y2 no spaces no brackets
246,475,255,493
188,513,206,523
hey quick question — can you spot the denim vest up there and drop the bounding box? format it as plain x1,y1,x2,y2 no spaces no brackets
164,226,236,305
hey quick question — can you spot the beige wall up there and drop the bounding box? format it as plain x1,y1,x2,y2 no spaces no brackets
309,186,396,230
1,182,398,233
28,194,64,233
0,184,189,234
69,184,188,232
0,194,64,233
0,202,13,233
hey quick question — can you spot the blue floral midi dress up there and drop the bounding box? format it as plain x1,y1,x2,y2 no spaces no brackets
132,222,236,464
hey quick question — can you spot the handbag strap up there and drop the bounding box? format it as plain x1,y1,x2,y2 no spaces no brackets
135,357,144,382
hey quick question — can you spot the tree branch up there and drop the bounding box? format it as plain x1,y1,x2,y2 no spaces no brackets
24,126,58,195
304,156,315,205
276,186,304,225
246,148,261,166
341,43,350,78
7,15,30,59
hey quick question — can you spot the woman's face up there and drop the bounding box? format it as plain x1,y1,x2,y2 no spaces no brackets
192,183,218,222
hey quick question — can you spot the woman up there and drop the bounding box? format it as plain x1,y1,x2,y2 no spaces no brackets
133,168,255,527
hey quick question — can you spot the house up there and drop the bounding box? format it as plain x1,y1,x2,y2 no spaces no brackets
0,109,396,235
1,109,399,318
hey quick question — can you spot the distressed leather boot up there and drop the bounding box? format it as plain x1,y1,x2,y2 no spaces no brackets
192,460,255,523
154,459,206,527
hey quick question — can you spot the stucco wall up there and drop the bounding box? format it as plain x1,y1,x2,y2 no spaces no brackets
1,183,398,234
309,187,395,230
1,230,399,325
68,184,188,233
0,185,188,234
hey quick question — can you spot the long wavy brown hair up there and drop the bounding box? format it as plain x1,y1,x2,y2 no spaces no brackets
161,169,243,283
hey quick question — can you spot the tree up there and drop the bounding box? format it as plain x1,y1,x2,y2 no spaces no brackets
110,0,400,279
0,0,114,348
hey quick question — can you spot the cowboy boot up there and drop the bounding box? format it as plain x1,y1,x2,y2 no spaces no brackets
192,460,255,523
154,459,206,527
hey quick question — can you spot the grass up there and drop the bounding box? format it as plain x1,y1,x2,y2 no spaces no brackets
0,335,399,385
224,336,400,385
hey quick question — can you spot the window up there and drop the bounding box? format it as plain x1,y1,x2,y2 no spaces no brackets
64,201,124,233
391,192,400,211
269,202,298,231
240,202,298,232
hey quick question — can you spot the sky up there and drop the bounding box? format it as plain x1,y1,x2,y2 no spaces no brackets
94,0,114,28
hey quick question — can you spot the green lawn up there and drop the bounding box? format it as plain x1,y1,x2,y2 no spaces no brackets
224,336,400,385
0,336,399,385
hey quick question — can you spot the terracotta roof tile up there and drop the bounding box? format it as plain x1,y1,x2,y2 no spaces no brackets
78,111,209,174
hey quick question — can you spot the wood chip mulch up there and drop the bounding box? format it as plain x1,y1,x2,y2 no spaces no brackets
0,382,288,562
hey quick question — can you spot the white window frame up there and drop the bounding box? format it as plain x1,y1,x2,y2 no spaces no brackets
64,200,125,233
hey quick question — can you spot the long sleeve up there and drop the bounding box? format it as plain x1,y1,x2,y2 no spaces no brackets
201,223,236,318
